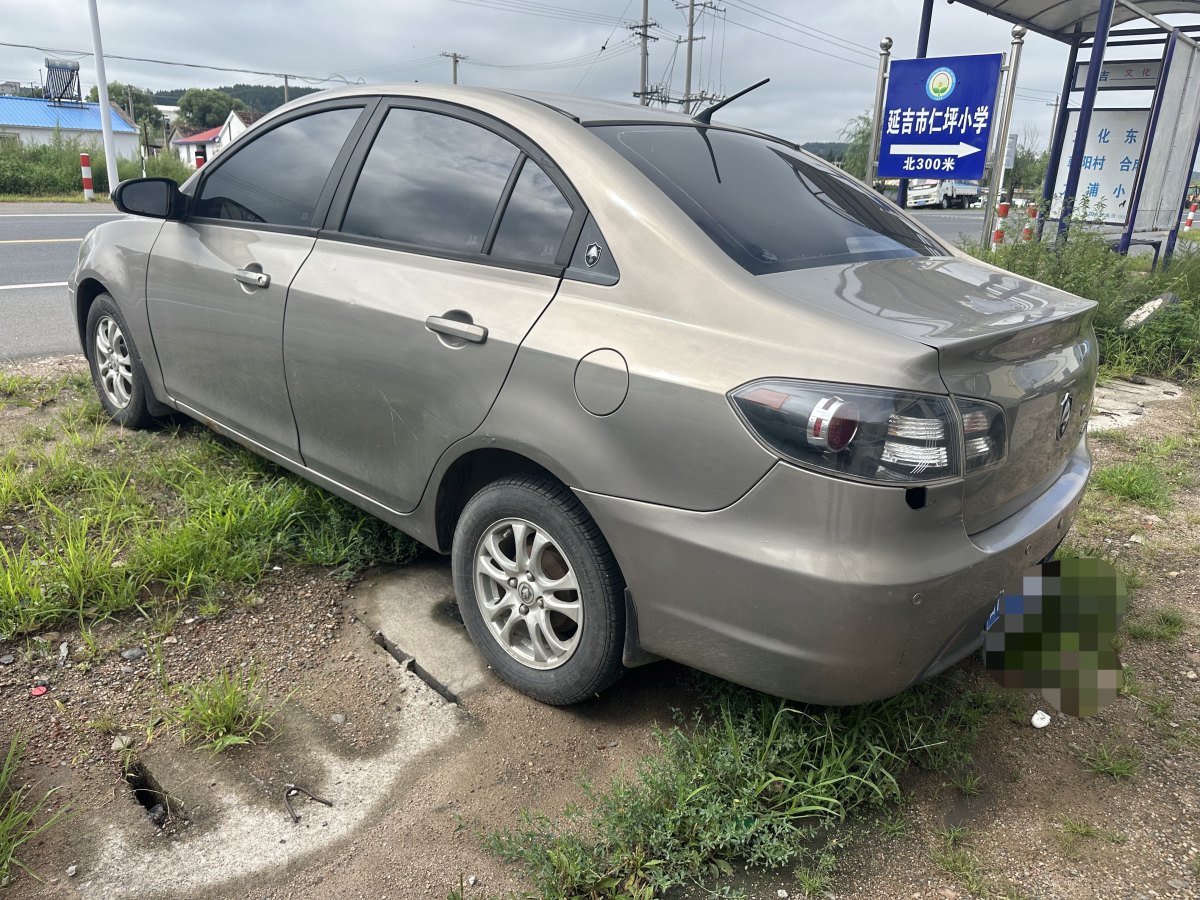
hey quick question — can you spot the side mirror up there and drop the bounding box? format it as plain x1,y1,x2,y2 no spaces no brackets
112,177,185,220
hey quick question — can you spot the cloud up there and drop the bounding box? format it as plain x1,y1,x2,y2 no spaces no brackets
0,0,1175,146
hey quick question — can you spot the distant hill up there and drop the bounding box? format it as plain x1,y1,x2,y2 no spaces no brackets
802,141,848,162
153,83,321,114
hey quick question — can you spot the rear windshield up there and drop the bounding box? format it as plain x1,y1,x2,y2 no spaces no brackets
590,125,948,275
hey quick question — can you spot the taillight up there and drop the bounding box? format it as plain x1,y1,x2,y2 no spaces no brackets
730,380,1008,485
730,380,960,484
956,397,1007,473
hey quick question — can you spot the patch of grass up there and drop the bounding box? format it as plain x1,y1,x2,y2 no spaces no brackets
0,393,421,637
1056,814,1126,857
949,770,984,796
0,735,68,886
487,677,1001,898
1125,607,1188,642
1075,740,1140,778
1092,461,1171,510
792,850,836,897
167,665,281,754
878,811,909,839
0,372,72,410
1118,667,1142,698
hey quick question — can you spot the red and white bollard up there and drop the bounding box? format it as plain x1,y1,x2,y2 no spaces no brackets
1023,205,1038,241
80,152,94,201
1185,203,1197,232
992,201,1010,249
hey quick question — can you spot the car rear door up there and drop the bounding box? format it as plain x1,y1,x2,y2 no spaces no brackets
283,100,585,513
145,100,374,459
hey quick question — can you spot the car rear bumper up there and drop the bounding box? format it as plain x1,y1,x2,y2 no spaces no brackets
577,434,1090,705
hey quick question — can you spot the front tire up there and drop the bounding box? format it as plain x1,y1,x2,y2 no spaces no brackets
85,293,155,429
941,196,951,209
452,475,626,705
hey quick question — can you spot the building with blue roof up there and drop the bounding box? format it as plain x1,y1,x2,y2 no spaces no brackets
0,95,140,157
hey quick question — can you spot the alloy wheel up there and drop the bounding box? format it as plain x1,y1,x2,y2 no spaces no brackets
94,315,133,409
472,517,583,670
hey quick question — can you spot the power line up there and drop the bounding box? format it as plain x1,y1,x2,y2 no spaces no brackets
721,16,877,69
0,40,360,85
721,0,875,57
446,0,629,27
573,0,635,93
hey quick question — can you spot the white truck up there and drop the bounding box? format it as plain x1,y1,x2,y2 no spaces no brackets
906,179,981,209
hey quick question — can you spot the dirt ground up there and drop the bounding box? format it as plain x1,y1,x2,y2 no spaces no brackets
2,356,1198,899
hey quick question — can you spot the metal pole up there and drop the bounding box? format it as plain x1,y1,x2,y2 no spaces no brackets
1039,26,1082,239
865,37,893,192
86,0,120,193
452,54,459,85
982,25,1026,248
283,74,290,103
897,0,935,210
1119,29,1177,253
639,0,649,106
1060,0,1118,238
683,0,696,113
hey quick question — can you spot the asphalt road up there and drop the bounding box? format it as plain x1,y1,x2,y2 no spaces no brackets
909,208,987,244
0,203,121,362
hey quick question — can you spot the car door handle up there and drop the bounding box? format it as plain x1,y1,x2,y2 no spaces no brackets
234,268,271,289
425,316,488,344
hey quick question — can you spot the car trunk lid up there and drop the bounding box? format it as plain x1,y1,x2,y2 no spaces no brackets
760,256,1097,533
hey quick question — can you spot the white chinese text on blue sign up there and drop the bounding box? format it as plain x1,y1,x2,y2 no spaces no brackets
878,53,1003,181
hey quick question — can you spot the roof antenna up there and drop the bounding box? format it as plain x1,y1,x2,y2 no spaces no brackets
693,78,770,125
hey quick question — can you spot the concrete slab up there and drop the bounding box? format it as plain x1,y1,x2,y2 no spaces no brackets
1090,376,1185,430
351,559,493,701
78,672,464,899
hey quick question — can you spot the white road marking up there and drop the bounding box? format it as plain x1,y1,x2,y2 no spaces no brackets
0,281,68,291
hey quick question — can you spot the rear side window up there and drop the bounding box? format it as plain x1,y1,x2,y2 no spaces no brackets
490,159,574,264
342,108,520,254
590,125,948,274
194,107,361,227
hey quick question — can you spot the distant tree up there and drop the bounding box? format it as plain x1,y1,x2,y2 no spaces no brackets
87,82,164,130
839,110,872,182
1009,127,1049,197
801,141,850,163
177,88,248,130
155,83,320,115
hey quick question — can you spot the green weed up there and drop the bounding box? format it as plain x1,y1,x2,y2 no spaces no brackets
1092,461,1171,510
1125,607,1188,641
167,665,282,754
487,678,999,898
1075,740,1140,778
0,735,68,885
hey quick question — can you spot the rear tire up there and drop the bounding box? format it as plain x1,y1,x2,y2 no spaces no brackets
452,475,626,705
85,293,155,429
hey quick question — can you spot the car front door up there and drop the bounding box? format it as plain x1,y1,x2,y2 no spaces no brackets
145,101,373,459
283,102,583,512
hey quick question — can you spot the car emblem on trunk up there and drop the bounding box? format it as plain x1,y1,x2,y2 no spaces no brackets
1057,393,1073,441
584,242,603,267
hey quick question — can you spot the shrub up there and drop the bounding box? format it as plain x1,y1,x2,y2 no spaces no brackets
968,215,1200,381
0,129,192,195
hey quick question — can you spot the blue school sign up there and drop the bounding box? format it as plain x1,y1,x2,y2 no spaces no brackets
878,53,1003,180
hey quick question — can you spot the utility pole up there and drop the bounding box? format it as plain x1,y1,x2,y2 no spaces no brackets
126,83,134,119
668,1,720,114
635,0,653,105
283,74,290,103
683,0,696,113
440,51,468,85
86,0,119,193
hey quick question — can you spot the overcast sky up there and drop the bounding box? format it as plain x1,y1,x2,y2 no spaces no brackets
4,0,1194,147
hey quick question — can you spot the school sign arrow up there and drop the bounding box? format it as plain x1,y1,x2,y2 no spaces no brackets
877,53,1002,181
889,142,983,158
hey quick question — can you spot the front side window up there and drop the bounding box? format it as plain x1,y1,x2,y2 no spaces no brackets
590,125,948,274
490,159,574,264
194,107,362,227
342,108,520,254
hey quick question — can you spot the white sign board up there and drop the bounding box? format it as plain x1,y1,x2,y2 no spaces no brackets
1073,59,1163,91
1134,37,1200,231
1004,132,1018,169
1051,108,1150,224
